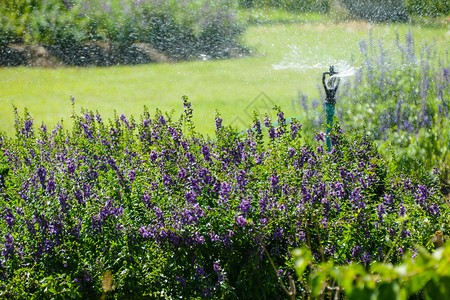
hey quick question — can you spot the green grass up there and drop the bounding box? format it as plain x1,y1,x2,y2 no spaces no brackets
0,14,448,137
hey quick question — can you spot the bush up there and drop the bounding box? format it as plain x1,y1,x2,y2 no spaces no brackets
341,31,449,192
0,0,245,65
404,0,450,16
240,0,331,13
294,32,449,194
339,0,409,22
0,98,447,298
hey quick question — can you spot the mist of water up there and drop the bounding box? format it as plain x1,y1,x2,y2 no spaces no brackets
272,45,358,81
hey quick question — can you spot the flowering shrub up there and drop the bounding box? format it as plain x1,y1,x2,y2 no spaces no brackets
0,99,448,298
341,31,450,193
295,32,449,194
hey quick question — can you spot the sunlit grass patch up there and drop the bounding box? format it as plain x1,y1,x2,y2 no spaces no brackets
0,18,448,137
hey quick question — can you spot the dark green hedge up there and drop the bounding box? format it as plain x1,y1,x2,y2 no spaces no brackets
239,0,331,13
0,0,245,66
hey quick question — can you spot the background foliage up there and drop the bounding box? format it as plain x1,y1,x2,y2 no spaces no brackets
294,242,450,299
294,31,449,195
1,0,448,66
0,0,244,65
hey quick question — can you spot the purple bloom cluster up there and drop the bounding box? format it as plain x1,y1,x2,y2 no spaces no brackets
1,99,448,299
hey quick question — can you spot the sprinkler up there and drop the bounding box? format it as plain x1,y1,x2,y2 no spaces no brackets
322,66,340,151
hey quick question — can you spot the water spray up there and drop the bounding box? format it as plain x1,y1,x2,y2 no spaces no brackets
322,66,340,151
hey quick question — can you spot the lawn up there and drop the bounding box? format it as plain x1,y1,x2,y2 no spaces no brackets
0,10,448,136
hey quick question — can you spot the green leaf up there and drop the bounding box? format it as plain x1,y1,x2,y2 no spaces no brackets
311,271,327,297
424,276,450,300
371,262,397,279
293,247,312,277
347,287,374,300
403,270,432,296
377,281,406,300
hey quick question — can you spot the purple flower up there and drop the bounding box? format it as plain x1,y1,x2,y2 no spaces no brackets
46,177,56,194
180,208,198,226
195,266,206,277
209,232,220,242
361,251,371,265
252,119,262,135
351,245,362,259
162,174,172,187
73,190,86,205
377,203,385,222
139,226,153,239
219,182,231,203
198,168,212,185
401,229,411,238
178,168,187,180
120,114,130,128
58,193,70,212
22,118,34,138
215,115,223,130
383,194,394,207
270,173,279,190
158,115,166,125
296,230,306,242
314,132,326,142
331,182,345,199
4,208,15,227
277,111,285,123
268,127,276,139
48,220,62,236
142,193,151,206
43,239,54,253
273,227,283,240
403,178,413,191
194,232,205,245
153,206,163,220
80,122,94,139
185,190,197,204
37,166,47,188
388,228,397,238
427,204,440,217
238,197,251,215
259,194,268,213
236,170,248,188
202,288,212,298
324,245,336,257
213,261,221,272
96,199,124,227
2,234,14,260
235,215,247,227
128,169,136,182
399,204,406,216
415,185,428,206
290,122,302,139
264,116,271,127
70,219,82,239
168,127,179,141
149,151,158,162
288,147,296,158
349,187,364,209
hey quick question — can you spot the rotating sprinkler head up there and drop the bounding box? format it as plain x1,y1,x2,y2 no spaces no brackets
322,66,340,104
322,66,340,152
